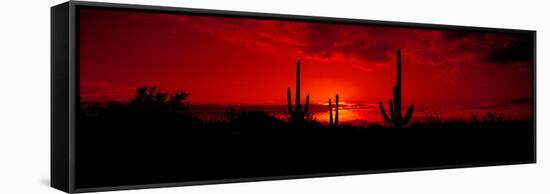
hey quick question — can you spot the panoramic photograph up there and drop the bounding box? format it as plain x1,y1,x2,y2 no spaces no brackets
76,7,534,188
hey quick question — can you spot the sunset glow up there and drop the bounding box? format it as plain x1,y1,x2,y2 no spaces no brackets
79,7,534,123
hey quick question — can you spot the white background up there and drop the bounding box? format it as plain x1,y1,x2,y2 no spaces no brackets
0,0,548,193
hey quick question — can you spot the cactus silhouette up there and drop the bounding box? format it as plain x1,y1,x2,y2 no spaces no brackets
335,94,339,128
287,60,310,122
329,98,333,127
328,94,339,128
379,49,414,128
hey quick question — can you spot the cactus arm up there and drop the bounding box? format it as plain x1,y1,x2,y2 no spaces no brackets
403,105,414,124
379,101,393,124
389,99,395,123
304,94,310,114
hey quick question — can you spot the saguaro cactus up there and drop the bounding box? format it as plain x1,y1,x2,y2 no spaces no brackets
329,98,333,127
287,60,310,122
379,49,414,128
335,94,339,128
328,94,339,128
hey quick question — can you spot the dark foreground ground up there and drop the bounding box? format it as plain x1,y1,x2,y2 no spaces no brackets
75,104,534,189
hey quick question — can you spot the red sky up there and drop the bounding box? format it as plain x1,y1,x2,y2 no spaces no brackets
79,7,534,121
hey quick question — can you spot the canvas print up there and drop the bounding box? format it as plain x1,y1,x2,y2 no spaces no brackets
76,7,534,188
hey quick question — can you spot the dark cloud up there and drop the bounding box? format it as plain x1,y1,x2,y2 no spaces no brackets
483,36,534,65
300,23,343,58
439,30,534,67
477,97,533,110
340,40,395,63
506,97,533,105
441,30,486,41
300,23,395,63
439,30,489,55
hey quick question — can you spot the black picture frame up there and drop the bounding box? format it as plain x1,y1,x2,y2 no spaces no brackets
51,1,536,193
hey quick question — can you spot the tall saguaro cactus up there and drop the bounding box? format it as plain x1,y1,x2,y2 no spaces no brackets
329,98,333,127
335,94,339,128
379,49,414,128
287,60,310,122
328,95,339,128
